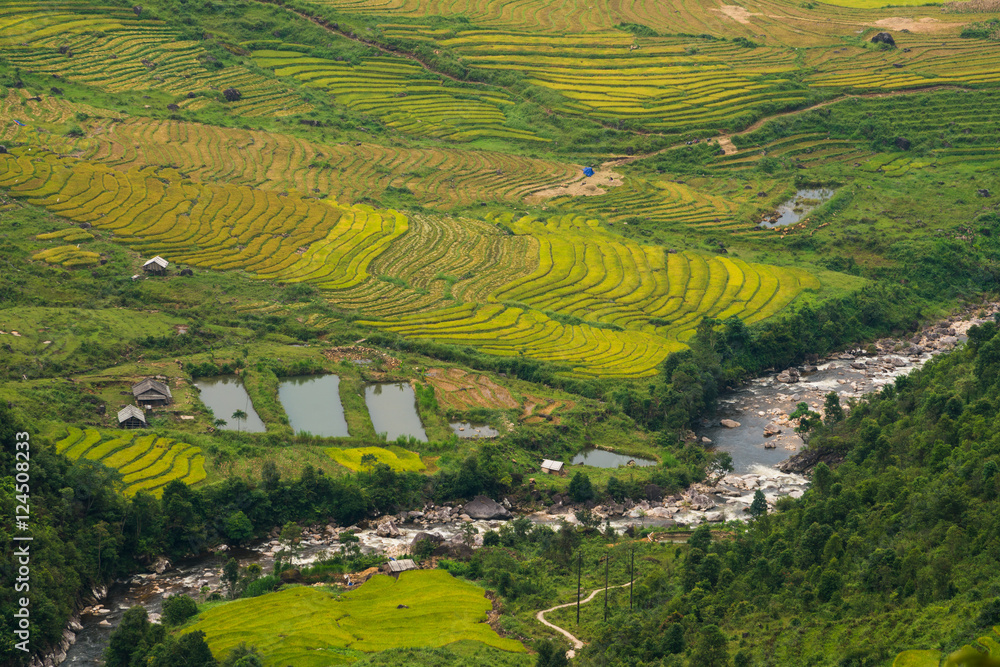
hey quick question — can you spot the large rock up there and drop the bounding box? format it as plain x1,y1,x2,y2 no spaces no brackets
720,419,741,428
376,521,400,538
871,32,896,47
463,495,512,520
763,423,782,437
410,532,444,549
152,556,171,574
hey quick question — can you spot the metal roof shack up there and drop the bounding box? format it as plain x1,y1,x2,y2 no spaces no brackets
541,459,564,475
386,559,417,578
142,256,169,275
132,378,173,406
117,405,147,429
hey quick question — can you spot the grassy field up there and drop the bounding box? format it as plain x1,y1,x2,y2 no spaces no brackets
327,445,427,471
184,570,525,665
54,427,206,496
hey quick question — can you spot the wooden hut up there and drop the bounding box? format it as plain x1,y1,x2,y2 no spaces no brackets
117,405,147,429
142,256,169,275
386,559,417,579
132,378,172,406
541,459,565,476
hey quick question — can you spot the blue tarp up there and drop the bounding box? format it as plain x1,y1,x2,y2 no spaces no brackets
13,120,25,126
583,166,594,177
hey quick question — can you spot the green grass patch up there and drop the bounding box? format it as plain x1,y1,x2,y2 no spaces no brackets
184,570,524,665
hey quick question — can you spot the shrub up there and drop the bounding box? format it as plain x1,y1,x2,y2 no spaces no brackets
162,594,198,626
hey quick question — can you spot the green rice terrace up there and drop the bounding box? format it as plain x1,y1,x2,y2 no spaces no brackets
3,0,1000,665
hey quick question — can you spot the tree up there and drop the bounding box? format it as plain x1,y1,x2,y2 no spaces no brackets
224,511,253,546
691,624,729,667
261,459,280,491
222,558,240,599
606,475,626,502
662,623,685,654
568,471,595,503
162,594,198,626
823,392,845,424
150,630,217,667
280,522,302,561
790,402,822,434
536,639,568,667
818,569,842,602
360,452,379,472
221,644,264,667
104,606,150,667
748,489,768,519
213,418,227,429
734,649,754,667
231,409,247,433
461,522,478,548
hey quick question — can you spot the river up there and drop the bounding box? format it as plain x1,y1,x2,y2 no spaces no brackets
58,308,991,664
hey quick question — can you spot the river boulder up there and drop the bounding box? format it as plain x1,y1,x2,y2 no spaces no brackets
720,419,741,428
463,495,513,519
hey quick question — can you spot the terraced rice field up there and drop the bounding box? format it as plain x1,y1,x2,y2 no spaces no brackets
55,427,207,496
551,177,745,230
805,38,1000,90
327,212,539,317
31,244,100,267
359,213,820,377
0,88,122,141
0,147,406,288
385,29,815,132
186,570,524,665
424,368,519,411
253,49,541,142
314,0,964,44
326,446,426,471
8,112,577,210
0,4,311,117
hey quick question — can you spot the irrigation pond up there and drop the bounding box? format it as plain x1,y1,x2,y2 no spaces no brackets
277,374,350,438
194,375,266,433
364,382,427,442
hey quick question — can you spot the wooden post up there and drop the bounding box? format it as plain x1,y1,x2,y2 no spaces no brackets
630,547,634,611
604,554,609,622
577,550,582,625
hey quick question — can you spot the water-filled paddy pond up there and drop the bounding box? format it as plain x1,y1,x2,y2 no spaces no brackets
277,375,349,437
759,188,834,228
194,375,266,433
571,448,657,468
365,383,427,442
450,422,499,438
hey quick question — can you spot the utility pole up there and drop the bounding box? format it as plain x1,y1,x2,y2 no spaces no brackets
577,551,582,625
630,547,634,611
604,554,609,622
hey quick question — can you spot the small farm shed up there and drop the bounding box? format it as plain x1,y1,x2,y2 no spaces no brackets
117,405,147,429
386,559,417,578
132,378,172,406
541,459,565,476
142,256,169,275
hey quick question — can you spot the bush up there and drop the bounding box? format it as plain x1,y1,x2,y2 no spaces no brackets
242,575,281,599
162,594,198,626
568,471,595,503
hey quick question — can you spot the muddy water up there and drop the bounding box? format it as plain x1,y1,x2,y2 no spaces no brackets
365,383,427,442
194,376,266,433
278,374,350,437
450,422,499,438
759,188,834,228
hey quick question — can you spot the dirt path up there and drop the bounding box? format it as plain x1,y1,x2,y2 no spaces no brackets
536,583,631,659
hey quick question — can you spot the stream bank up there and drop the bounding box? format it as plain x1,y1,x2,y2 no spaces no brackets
56,304,999,665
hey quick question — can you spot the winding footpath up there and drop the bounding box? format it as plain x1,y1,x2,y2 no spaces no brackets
536,583,631,658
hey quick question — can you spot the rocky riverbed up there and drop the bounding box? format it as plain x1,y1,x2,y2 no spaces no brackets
54,303,1000,666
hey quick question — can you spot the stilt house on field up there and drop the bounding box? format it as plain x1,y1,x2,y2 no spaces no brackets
142,256,169,275
541,459,565,476
117,405,147,429
385,559,417,579
132,378,172,406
